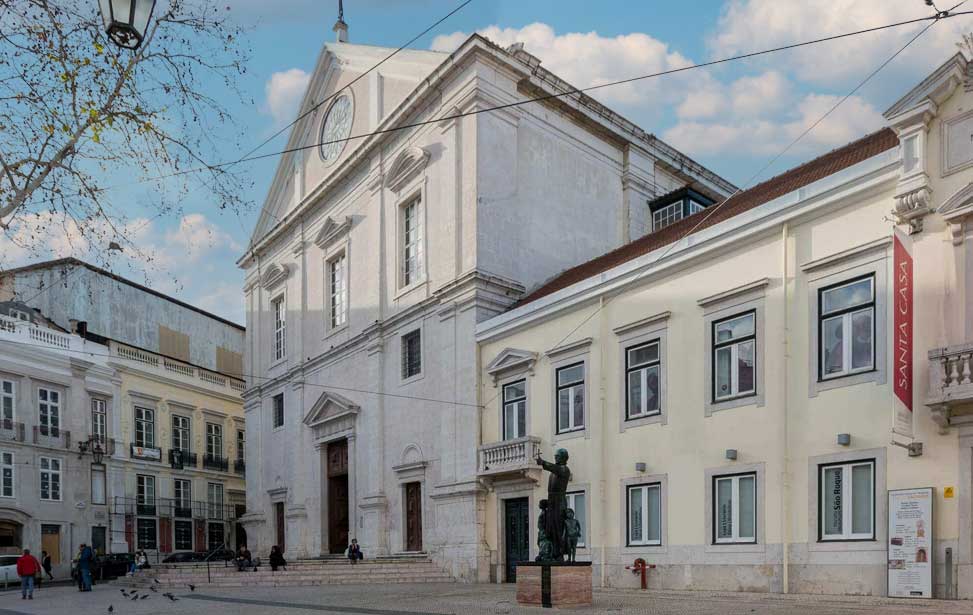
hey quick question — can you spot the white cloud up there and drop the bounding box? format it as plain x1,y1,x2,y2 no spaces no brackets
711,0,969,86
164,213,242,264
677,70,791,120
263,68,311,126
196,281,244,325
664,92,885,157
431,23,698,108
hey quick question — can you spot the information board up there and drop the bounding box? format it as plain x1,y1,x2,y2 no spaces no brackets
888,487,933,598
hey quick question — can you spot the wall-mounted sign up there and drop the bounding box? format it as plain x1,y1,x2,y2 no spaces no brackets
944,487,955,499
888,487,933,598
892,228,914,439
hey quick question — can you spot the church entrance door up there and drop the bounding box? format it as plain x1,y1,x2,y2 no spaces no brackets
327,439,349,554
405,482,423,552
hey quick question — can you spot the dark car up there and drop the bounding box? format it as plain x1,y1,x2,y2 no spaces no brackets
162,552,203,564
207,548,236,561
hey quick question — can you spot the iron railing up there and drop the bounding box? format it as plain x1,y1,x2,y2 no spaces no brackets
233,459,245,475
0,421,25,442
203,454,229,472
111,496,239,522
168,449,198,469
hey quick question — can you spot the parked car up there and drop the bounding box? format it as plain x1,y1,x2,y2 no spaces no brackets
0,554,21,586
162,551,203,564
207,548,236,561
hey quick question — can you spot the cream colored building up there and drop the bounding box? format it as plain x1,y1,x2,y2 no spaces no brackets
475,54,973,597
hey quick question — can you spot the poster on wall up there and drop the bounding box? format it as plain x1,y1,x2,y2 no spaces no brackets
888,487,933,598
892,227,914,439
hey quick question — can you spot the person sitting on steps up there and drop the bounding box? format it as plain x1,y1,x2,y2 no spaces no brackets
269,545,287,572
347,539,363,564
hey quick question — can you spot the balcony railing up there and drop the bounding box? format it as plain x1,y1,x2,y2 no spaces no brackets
111,496,239,522
33,426,71,449
233,459,245,475
0,421,25,442
477,436,542,480
928,342,973,429
168,449,198,470
203,454,229,472
111,342,245,395
87,435,117,457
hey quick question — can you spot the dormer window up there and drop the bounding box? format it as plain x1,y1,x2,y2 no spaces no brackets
649,188,714,232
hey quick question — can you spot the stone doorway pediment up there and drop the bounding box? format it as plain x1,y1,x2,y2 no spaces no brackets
303,390,359,440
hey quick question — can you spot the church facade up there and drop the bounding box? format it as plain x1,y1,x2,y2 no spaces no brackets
238,23,733,580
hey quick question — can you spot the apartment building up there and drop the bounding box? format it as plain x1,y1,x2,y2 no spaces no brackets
474,54,973,597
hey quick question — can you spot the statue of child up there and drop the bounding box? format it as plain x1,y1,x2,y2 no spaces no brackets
562,508,582,562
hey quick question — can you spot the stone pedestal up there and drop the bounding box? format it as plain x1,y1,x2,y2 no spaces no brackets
516,562,592,608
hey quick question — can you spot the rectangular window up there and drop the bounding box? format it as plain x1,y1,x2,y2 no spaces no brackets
556,363,585,434
208,483,224,520
0,452,13,498
502,380,527,441
402,198,423,286
566,491,586,548
652,201,683,231
625,341,661,420
272,393,284,429
820,460,875,541
134,407,155,448
712,311,757,401
174,479,192,517
627,483,662,546
713,473,756,544
328,253,347,328
38,387,60,437
91,464,106,505
1,380,14,428
236,430,245,463
174,520,193,551
172,415,190,452
91,399,107,444
137,474,156,516
401,330,422,379
136,518,157,550
272,295,286,361
208,522,224,552
819,276,875,380
206,423,223,458
39,457,61,501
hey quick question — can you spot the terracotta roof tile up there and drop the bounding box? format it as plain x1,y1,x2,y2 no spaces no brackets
516,127,898,307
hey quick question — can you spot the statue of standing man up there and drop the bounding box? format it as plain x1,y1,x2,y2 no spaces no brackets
536,448,572,561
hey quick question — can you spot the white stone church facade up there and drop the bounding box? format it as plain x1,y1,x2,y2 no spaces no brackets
238,26,734,580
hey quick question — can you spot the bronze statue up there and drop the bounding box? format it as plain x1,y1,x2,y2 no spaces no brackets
563,508,581,562
536,499,554,561
536,448,572,561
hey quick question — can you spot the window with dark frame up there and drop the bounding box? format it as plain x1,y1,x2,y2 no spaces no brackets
272,295,286,361
136,518,157,550
134,406,155,448
172,415,190,452
0,380,13,429
819,459,875,541
328,252,347,329
39,457,61,501
713,472,757,544
648,188,715,232
236,430,245,463
402,198,423,286
818,275,875,381
625,340,661,420
136,474,156,516
401,330,422,379
174,479,192,518
712,311,756,402
555,363,585,434
38,387,60,437
174,520,193,551
272,393,284,429
502,380,527,441
91,398,107,444
0,452,12,498
206,423,223,458
626,483,662,546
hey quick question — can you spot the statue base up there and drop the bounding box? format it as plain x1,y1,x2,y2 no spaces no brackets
515,562,592,608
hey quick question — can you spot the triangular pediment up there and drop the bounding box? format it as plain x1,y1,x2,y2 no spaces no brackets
939,182,973,220
303,390,359,429
485,348,538,380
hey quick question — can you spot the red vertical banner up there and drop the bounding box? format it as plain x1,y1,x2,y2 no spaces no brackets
893,228,914,438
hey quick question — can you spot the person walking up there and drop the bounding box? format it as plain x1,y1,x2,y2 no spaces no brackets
40,551,53,581
78,543,94,592
16,548,41,600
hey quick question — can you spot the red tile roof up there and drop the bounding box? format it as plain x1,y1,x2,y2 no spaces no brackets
516,127,899,307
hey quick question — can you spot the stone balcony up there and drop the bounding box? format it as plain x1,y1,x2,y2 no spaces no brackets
928,342,973,431
477,436,542,483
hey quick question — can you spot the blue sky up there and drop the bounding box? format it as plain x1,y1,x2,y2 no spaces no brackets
3,1,970,324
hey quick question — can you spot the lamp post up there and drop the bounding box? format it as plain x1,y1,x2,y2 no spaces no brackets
98,0,157,50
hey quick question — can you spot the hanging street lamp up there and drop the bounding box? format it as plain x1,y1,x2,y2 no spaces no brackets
98,0,157,50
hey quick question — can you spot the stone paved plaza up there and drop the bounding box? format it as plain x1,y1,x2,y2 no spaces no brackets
7,582,973,615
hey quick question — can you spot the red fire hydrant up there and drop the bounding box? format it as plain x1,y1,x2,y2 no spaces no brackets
624,558,655,590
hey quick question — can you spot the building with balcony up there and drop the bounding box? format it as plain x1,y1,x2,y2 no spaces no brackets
0,305,114,578
475,54,973,597
0,259,247,559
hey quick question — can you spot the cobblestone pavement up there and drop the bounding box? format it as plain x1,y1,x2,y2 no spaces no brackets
7,582,973,615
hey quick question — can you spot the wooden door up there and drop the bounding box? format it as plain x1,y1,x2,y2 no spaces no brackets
504,498,530,582
326,439,349,554
40,525,60,564
405,482,423,552
275,502,286,552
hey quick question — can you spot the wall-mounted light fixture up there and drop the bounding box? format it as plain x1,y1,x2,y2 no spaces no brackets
635,462,647,473
837,433,851,446
725,449,737,461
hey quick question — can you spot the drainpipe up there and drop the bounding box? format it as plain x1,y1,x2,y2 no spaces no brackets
780,223,791,594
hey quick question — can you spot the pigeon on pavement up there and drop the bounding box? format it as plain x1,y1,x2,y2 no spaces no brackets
149,586,158,592
188,583,195,591
108,606,114,614
140,594,149,600
130,593,140,601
